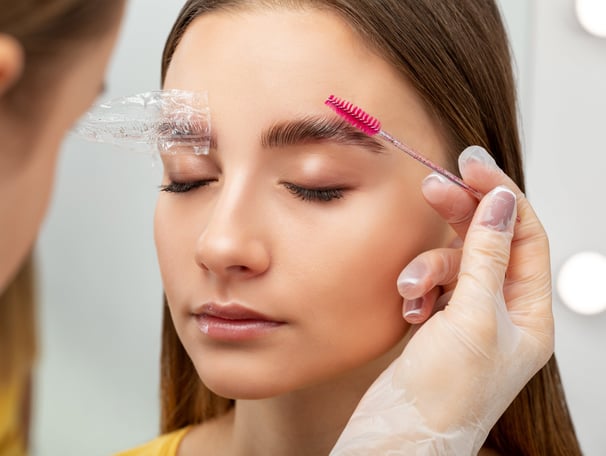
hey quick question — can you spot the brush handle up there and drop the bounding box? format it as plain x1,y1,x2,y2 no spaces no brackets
378,130,484,200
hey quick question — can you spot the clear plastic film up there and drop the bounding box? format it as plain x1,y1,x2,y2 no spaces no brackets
329,360,488,455
71,90,211,156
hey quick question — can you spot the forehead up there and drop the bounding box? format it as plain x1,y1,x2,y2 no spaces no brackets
168,10,417,106
169,10,384,91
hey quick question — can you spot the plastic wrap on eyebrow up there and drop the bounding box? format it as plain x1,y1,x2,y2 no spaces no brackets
72,90,211,155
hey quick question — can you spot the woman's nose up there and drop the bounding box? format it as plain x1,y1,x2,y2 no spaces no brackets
194,189,270,280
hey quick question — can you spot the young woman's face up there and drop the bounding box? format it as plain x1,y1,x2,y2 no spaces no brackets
159,7,453,399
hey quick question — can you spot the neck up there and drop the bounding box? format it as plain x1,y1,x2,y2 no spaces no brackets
225,338,408,456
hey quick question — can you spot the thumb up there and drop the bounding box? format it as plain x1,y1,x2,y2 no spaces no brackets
449,186,516,320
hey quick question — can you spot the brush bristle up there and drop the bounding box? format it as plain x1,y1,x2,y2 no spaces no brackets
324,94,381,136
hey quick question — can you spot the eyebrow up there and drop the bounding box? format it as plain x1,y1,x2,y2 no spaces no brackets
260,116,385,153
156,119,215,151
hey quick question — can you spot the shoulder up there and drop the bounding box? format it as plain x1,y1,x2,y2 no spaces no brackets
114,427,191,456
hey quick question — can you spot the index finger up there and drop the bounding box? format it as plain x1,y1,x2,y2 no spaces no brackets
421,146,536,243
457,146,544,247
421,172,478,241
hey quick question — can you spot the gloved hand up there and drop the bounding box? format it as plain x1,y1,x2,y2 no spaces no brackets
330,146,554,455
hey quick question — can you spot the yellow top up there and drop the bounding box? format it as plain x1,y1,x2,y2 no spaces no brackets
0,379,26,456
114,427,191,456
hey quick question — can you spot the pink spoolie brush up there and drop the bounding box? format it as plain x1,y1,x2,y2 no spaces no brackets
325,94,483,200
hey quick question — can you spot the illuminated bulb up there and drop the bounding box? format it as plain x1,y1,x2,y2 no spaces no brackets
576,0,606,38
557,251,606,315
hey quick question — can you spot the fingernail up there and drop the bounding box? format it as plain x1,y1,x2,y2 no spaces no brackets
404,297,424,321
397,261,427,295
421,173,454,204
480,186,516,231
422,172,452,188
458,145,498,171
421,173,450,205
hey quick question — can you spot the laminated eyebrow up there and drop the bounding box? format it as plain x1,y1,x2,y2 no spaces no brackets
71,89,211,156
261,116,385,153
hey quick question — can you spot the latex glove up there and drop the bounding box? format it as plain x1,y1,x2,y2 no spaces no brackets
330,146,554,455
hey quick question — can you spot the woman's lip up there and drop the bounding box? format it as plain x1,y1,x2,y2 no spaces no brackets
193,304,284,341
194,303,278,322
194,314,283,340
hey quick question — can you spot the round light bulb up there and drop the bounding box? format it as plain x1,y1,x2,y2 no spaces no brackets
576,0,606,38
557,251,606,315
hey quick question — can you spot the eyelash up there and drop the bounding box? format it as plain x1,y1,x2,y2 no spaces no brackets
283,183,344,202
159,180,214,193
159,180,345,202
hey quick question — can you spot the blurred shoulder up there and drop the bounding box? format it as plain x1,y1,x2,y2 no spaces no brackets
114,427,191,456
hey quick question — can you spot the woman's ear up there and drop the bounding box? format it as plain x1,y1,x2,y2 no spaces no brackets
0,34,24,96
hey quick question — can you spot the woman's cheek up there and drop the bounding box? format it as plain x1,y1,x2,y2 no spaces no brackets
154,199,190,298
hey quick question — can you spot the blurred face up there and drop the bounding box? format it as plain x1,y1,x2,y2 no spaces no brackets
159,7,453,399
0,11,123,291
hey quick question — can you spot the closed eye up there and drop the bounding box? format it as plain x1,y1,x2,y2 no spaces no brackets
159,179,216,193
283,182,345,202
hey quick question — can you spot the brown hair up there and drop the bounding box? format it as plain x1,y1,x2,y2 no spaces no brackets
0,0,124,115
159,1,582,454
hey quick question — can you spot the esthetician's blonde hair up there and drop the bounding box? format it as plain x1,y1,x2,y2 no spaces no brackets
159,1,582,454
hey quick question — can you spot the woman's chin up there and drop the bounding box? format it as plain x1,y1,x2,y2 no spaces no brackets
202,375,292,400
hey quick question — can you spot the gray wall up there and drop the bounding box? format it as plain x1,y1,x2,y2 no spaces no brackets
30,0,604,454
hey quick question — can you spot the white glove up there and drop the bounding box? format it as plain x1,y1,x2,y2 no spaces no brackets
330,146,554,455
